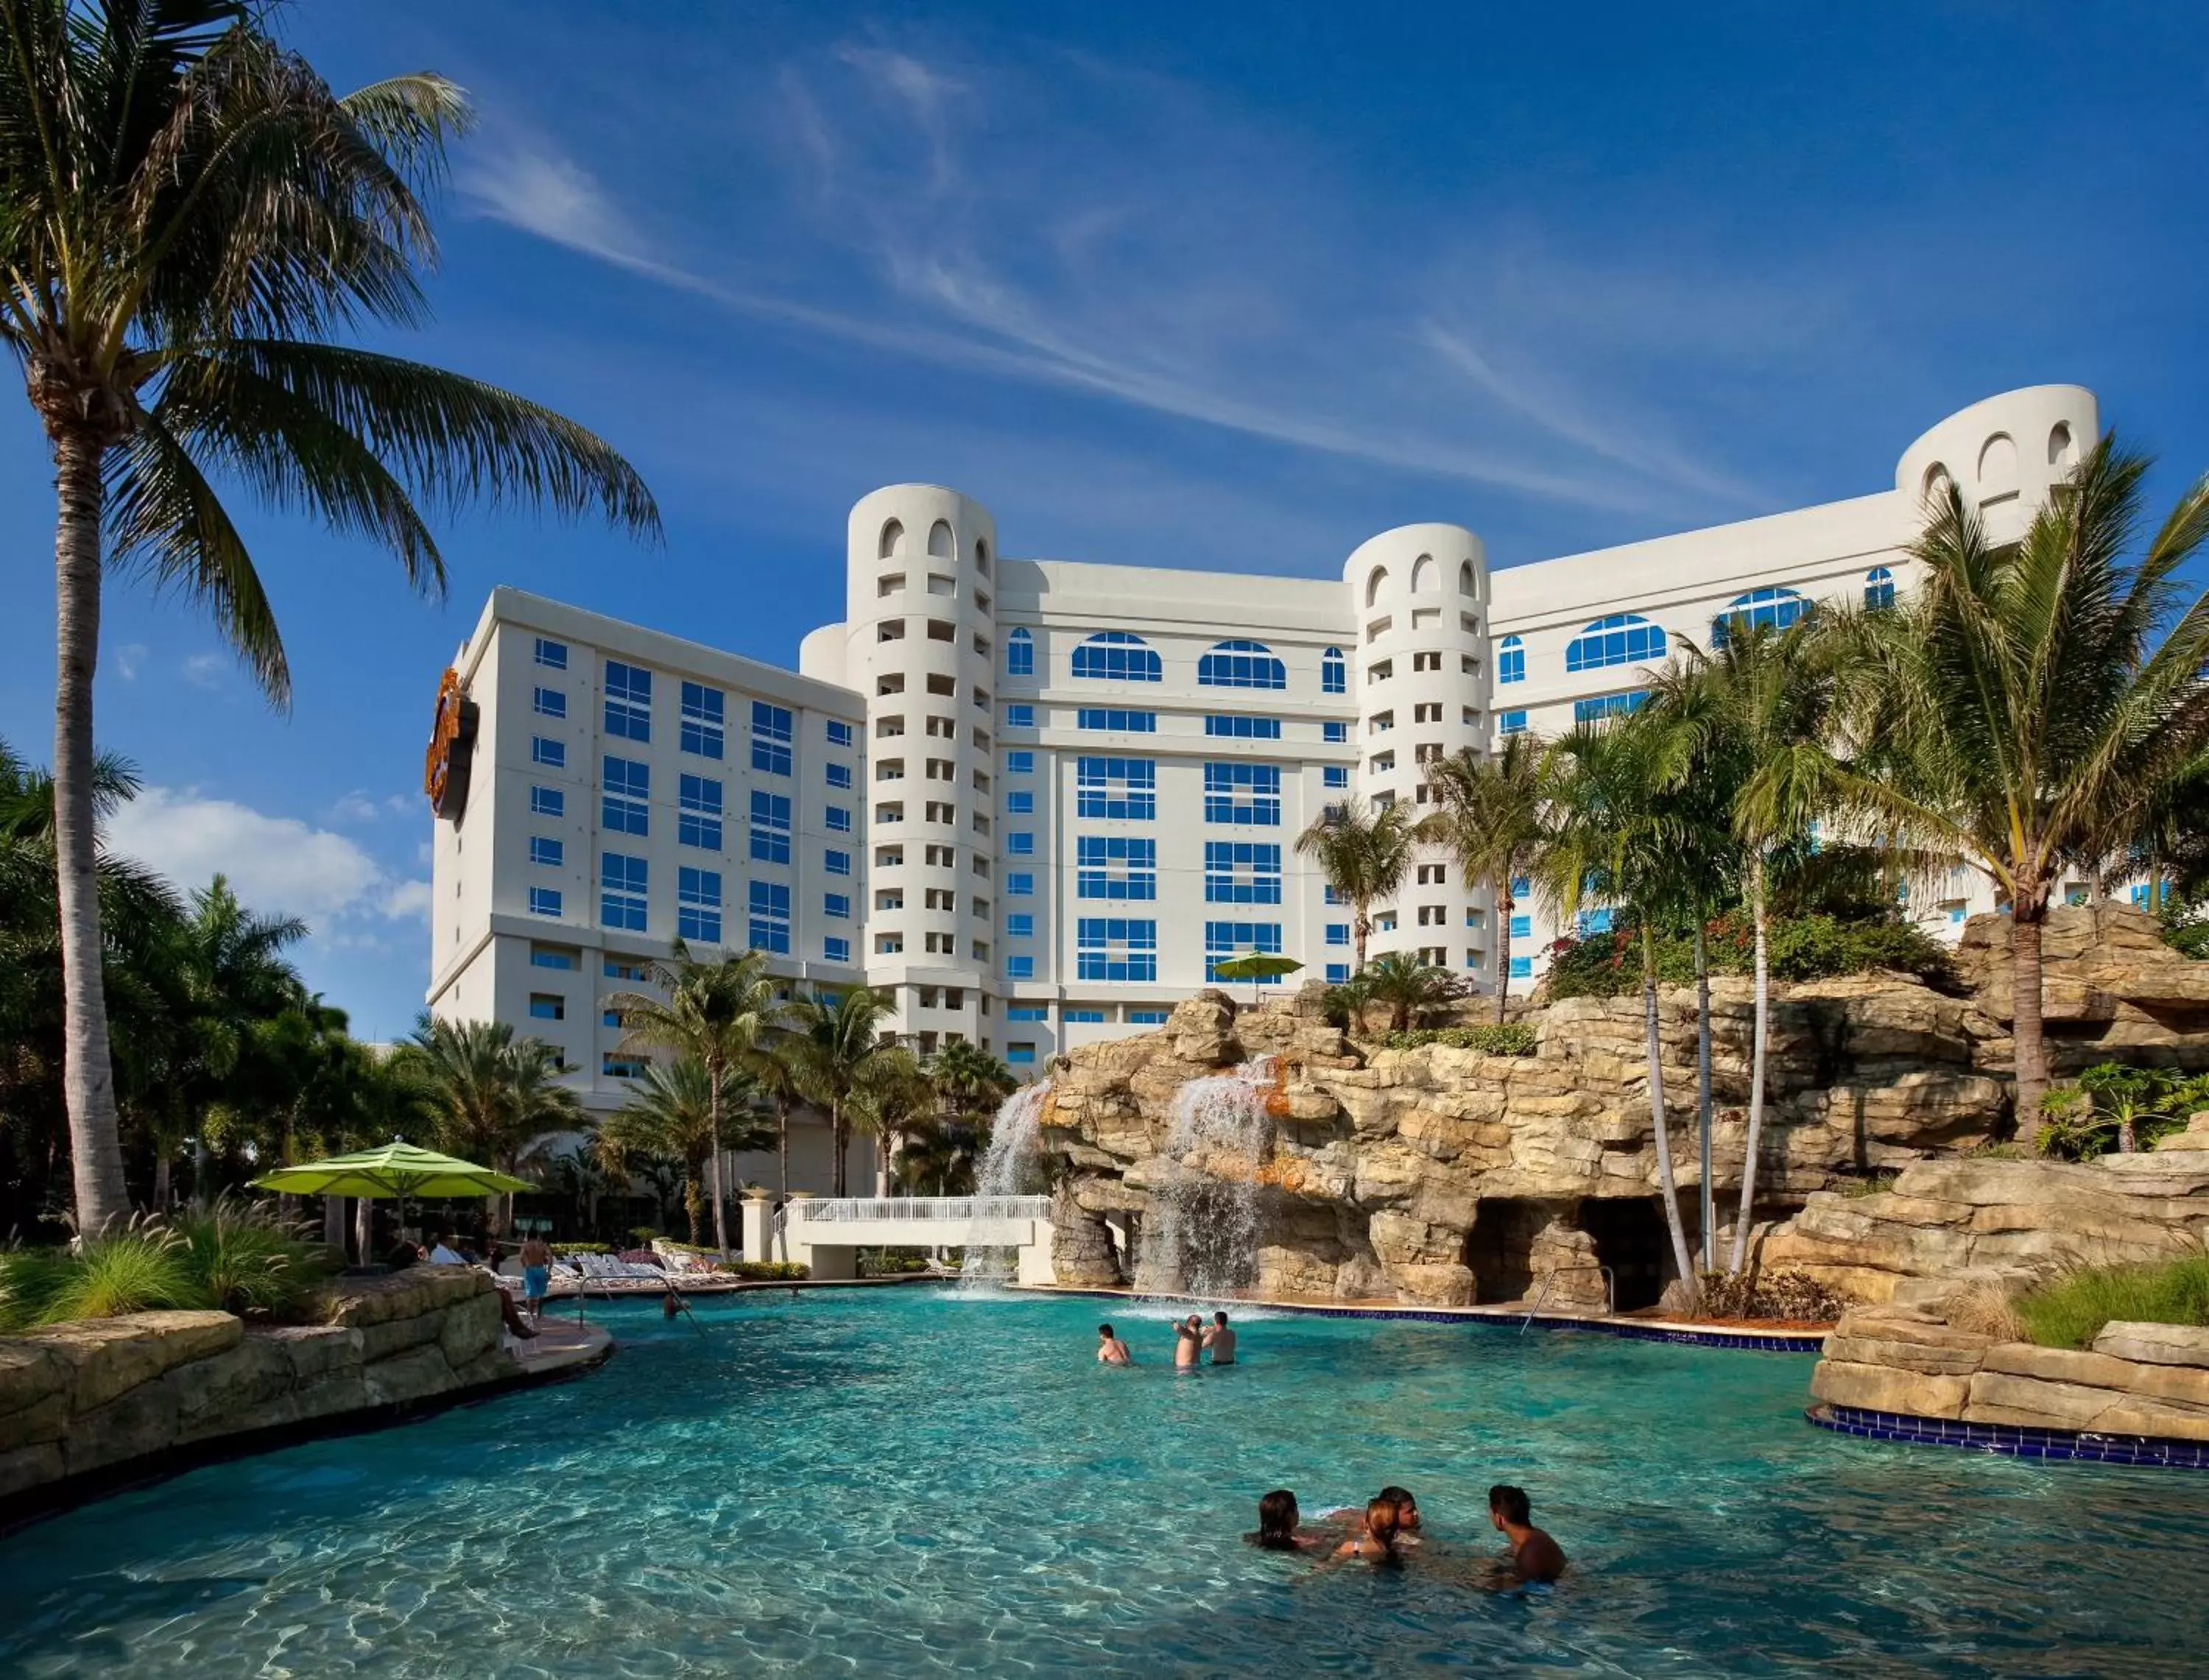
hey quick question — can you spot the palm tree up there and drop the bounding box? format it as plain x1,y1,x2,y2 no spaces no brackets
846,1046,935,1196
1342,950,1465,1034
1543,721,1701,1299
783,987,897,1197
1,2,660,1231
1834,437,2209,1132
1294,797,1418,968
1646,619,1834,1273
929,1039,1015,1126
744,1029,808,1205
593,1058,773,1245
607,947,777,1253
1419,733,1549,1020
392,1014,582,1232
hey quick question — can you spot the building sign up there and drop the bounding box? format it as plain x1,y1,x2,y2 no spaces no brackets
423,667,479,822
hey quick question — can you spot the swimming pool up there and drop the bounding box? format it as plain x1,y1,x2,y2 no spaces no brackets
4,1288,2206,1676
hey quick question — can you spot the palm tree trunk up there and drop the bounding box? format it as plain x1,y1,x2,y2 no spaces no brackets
707,1065,728,1254
1494,881,1512,1024
153,1150,172,1213
777,1100,791,1201
323,1194,346,1253
1353,906,1370,970
2012,906,2049,1137
831,1101,847,1197
1694,918,1713,1274
51,428,129,1232
1642,928,1698,1300
875,1128,892,1198
354,1194,373,1264
1730,865,1771,1276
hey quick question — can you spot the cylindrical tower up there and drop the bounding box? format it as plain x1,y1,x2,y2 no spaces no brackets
1341,524,1492,980
1893,385,2100,547
844,486,999,1053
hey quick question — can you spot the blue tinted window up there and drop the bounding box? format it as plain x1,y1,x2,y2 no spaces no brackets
1006,704,1035,728
529,836,564,867
1323,766,1349,789
533,686,566,719
1205,920,1283,981
1203,761,1281,825
1711,586,1810,647
1199,638,1286,689
529,785,564,817
1204,841,1281,904
533,637,568,670
1326,923,1349,946
748,880,792,953
1573,691,1649,724
600,853,647,931
678,682,725,758
1497,635,1525,684
1577,907,1613,936
531,945,576,970
1007,832,1036,856
678,774,723,850
750,702,793,775
1509,956,1532,979
1006,912,1035,937
605,660,652,741
824,892,851,919
1077,708,1156,732
1325,962,1350,984
826,719,855,748
1321,647,1346,695
1006,790,1035,815
750,790,792,864
529,995,563,1020
1510,875,1531,896
1006,1040,1037,1061
1499,710,1528,736
1205,714,1281,738
1325,884,1347,906
529,887,563,918
1071,632,1160,682
1063,1009,1106,1024
1077,836,1157,900
1075,918,1158,981
1005,957,1036,981
602,755,649,836
1565,614,1666,673
1075,757,1156,820
677,867,723,945
824,848,851,876
824,935,851,963
1006,627,1035,677
1008,1006,1049,1020
825,762,853,790
1007,751,1035,774
532,736,566,769
1007,871,1035,896
1322,720,1349,744
1509,914,1532,939
1128,1009,1169,1024
1865,566,1896,610
825,805,852,833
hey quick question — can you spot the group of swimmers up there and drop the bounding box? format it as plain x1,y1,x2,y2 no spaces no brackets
1093,1313,1236,1367
1251,1484,1566,1584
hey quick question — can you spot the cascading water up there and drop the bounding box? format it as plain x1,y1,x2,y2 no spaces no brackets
1132,1057,1277,1299
962,1081,1053,1288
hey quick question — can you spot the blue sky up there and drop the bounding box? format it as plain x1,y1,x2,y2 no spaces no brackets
2,1,2204,1040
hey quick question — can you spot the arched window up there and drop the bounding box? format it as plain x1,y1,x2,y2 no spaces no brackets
1071,631,1161,682
1864,567,1895,611
878,519,905,560
1711,586,1811,646
1199,638,1286,690
2048,422,2076,470
1497,635,1525,684
1410,554,1438,595
1565,613,1666,674
1459,560,1476,596
1320,647,1346,695
975,537,991,575
926,519,955,560
1979,432,2018,496
1365,566,1388,608
1005,627,1034,678
1922,462,1952,504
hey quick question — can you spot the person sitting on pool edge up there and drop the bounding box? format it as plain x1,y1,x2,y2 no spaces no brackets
1489,1485,1565,1583
1333,1496,1405,1566
1096,1323,1133,1364
1202,1310,1237,1364
1246,1489,1320,1552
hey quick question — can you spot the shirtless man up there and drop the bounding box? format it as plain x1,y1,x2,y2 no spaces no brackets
1488,1484,1567,1583
1202,1309,1237,1365
520,1235,552,1321
1096,1323,1133,1364
1172,1314,1203,1368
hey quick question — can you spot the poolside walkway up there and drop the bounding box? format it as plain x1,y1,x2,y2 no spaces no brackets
510,1319,613,1375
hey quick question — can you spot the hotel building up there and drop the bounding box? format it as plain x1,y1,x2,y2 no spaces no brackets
426,384,2105,1148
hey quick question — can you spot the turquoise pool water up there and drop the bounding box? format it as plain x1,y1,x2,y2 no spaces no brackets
5,1289,2208,1676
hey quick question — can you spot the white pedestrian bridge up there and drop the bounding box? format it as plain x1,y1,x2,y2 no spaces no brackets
742,1193,1056,1284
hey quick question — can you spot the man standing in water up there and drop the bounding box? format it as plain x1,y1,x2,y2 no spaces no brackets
1203,1310,1237,1364
1096,1323,1133,1364
1172,1314,1203,1368
1489,1485,1567,1583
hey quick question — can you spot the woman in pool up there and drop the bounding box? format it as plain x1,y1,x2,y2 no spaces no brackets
1333,1496,1405,1566
1377,1485,1421,1545
1245,1489,1320,1553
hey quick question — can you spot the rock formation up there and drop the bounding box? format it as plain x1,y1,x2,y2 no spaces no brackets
1038,906,2209,1308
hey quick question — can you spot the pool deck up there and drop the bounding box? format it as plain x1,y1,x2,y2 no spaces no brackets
1016,1283,1834,1352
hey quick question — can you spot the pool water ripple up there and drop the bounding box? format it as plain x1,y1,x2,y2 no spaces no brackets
4,1289,2208,1676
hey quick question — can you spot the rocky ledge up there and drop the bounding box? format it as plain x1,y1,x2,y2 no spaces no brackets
1811,1309,2209,1443
0,1268,521,1507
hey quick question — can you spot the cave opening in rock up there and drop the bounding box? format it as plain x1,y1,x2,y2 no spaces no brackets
1579,1197,1672,1312
1462,1198,1551,1305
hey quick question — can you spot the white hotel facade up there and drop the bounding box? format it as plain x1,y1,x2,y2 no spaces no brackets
427,385,2102,1133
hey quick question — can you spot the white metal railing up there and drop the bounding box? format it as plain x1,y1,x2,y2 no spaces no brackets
788,1195,1051,1225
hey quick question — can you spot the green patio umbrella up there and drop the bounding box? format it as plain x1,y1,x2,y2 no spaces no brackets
253,1140,533,1200
1211,947,1306,1003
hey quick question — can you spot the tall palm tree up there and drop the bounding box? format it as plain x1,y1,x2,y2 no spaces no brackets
929,1038,1015,1127
394,1014,582,1233
1294,797,1418,968
607,947,777,1252
744,1028,808,1205
1835,437,2209,1131
1543,721,1701,1299
783,987,896,1197
846,1046,935,1197
1,1,660,1231
593,1057,773,1246
1418,733,1549,1020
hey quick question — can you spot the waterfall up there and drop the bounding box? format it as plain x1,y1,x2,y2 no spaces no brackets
1132,1057,1278,1299
962,1081,1053,1287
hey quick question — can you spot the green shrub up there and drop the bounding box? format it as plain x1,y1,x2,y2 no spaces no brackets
172,1199,330,1318
716,1260,809,1280
32,1225,195,1324
2034,1065,2208,1161
1544,914,1956,1000
555,1242,613,1255
1375,1024,1537,1056
2014,1255,2209,1349
1837,1173,1900,1199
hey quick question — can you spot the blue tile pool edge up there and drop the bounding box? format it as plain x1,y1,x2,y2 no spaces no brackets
1018,1285,1828,1353
1807,1402,2209,1471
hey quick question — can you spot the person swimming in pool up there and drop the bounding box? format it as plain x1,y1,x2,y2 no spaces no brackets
1332,1496,1405,1567
1376,1485,1421,1545
1202,1310,1237,1364
1245,1489,1320,1552
1096,1323,1133,1364
1488,1484,1566,1583
1171,1315,1203,1368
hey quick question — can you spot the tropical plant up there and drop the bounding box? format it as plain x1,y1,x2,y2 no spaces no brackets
1418,733,1549,1020
542,1146,613,1238
1294,797,1417,968
1334,951,1465,1034
929,1037,1015,1123
390,1015,582,1231
1,1,660,1232
846,1046,935,1196
2035,1064,2209,1160
783,987,898,1197
593,1057,772,1245
170,1196,328,1315
607,946,778,1252
2015,1254,2209,1350
1373,1024,1537,1055
1832,437,2209,1132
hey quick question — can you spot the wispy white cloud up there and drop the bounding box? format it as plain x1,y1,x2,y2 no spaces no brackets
180,652,227,690
113,643,147,682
